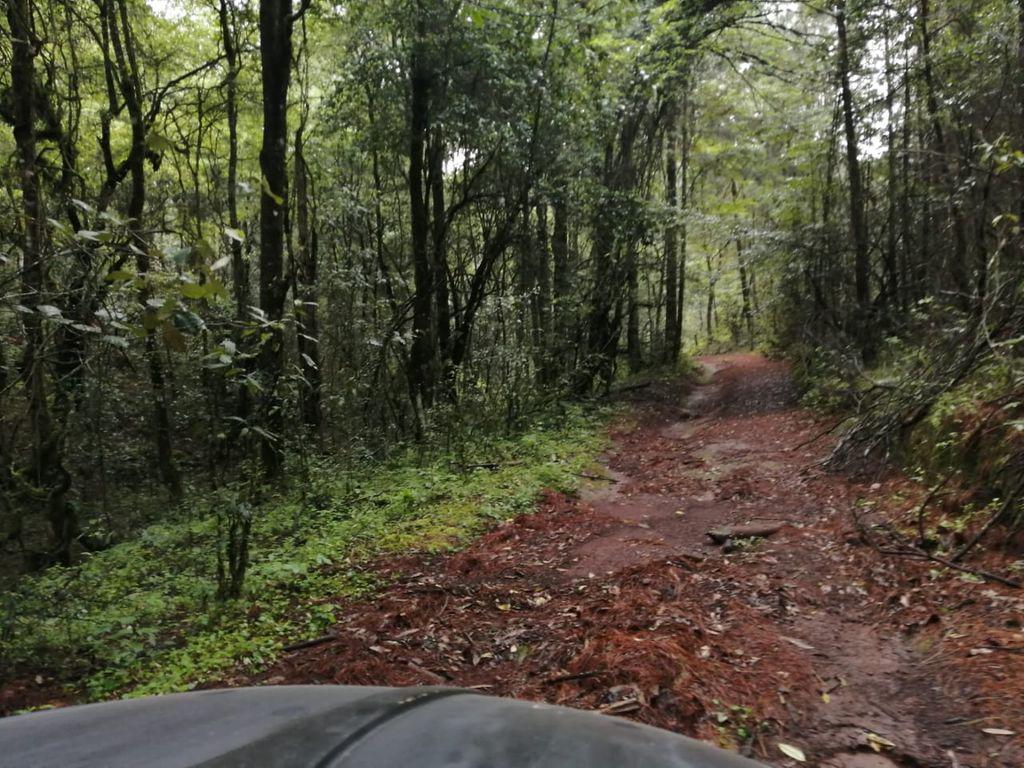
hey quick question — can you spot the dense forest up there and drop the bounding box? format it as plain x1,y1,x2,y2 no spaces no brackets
2,0,1024,751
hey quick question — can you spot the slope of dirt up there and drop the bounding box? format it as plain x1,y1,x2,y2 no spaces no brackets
233,354,1023,766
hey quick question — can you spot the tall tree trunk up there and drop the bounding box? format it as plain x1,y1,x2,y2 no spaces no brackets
900,44,913,308
535,200,553,381
883,11,900,314
552,192,571,372
705,251,715,341
429,126,452,399
663,110,678,363
107,0,182,498
294,127,322,433
407,6,434,420
675,88,689,359
917,0,971,305
732,180,753,348
218,0,248,321
8,0,77,562
626,241,642,373
517,201,536,349
836,0,874,363
218,0,253,430
258,0,294,476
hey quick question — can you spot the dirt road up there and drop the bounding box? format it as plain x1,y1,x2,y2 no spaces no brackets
257,354,1024,767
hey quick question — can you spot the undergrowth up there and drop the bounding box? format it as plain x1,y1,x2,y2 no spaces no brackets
795,329,1024,541
1,404,608,706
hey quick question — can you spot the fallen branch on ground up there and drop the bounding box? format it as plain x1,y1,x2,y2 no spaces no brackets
282,633,337,653
851,506,1021,588
951,479,1024,563
914,470,956,546
543,670,603,685
611,381,652,395
878,547,1021,589
707,522,785,545
789,419,845,452
461,460,524,471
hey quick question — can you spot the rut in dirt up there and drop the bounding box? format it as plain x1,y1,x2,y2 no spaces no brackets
244,354,1024,768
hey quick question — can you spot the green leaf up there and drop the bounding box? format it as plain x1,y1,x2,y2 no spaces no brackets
167,247,192,267
146,132,175,153
261,176,284,205
171,309,205,335
179,283,210,300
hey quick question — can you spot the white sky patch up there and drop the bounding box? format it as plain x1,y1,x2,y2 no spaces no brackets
444,147,468,175
148,0,189,21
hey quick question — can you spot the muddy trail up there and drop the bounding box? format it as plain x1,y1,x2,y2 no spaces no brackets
242,354,1024,767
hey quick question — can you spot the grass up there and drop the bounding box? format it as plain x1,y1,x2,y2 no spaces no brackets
1,404,608,705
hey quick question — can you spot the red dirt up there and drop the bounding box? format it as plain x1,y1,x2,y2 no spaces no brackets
247,353,1024,766
12,354,1024,766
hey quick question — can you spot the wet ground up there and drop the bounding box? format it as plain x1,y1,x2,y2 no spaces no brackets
234,354,1024,766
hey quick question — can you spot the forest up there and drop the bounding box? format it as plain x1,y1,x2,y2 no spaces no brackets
2,0,1023,764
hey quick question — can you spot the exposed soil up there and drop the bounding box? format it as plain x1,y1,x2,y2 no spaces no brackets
12,354,1023,766
229,353,1024,766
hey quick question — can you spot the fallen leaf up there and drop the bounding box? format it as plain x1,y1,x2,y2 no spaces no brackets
866,732,896,752
821,691,831,703
777,743,806,762
780,636,815,651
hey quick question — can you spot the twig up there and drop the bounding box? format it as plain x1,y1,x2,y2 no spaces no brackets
878,547,1021,589
599,698,641,715
282,633,337,653
973,646,1024,655
544,669,602,685
914,471,955,546
789,418,844,452
461,460,524,471
612,381,652,395
575,471,617,482
951,480,1023,563
408,661,448,684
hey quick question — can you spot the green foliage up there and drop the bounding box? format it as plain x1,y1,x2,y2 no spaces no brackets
1,406,606,701
910,355,1024,495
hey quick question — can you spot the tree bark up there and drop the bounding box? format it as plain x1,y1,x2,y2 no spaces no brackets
107,0,182,498
663,111,679,363
552,192,571,371
8,0,77,562
836,0,874,363
676,87,689,358
428,125,452,399
535,200,553,381
258,0,294,476
294,126,322,433
626,241,642,373
917,0,971,306
407,5,435,420
218,0,248,321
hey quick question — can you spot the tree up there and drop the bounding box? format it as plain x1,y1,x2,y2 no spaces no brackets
256,0,298,476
